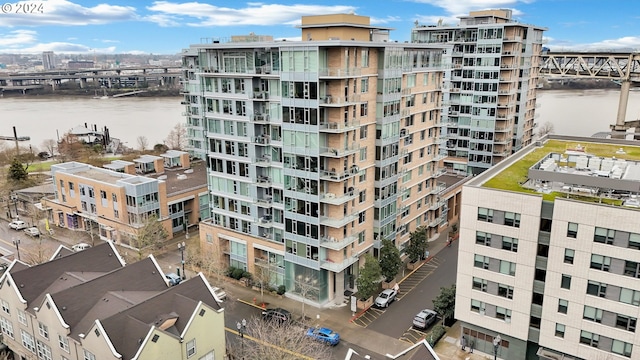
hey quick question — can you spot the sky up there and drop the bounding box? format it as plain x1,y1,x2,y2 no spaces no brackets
0,0,639,55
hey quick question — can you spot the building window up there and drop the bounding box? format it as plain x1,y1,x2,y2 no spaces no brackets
611,339,633,358
579,330,599,348
590,254,611,272
17,310,27,325
58,334,69,352
499,260,516,276
36,340,52,360
100,190,107,199
620,288,640,306
474,255,489,269
0,316,14,339
83,349,96,360
1,300,9,314
475,231,491,246
503,212,521,227
498,284,514,299
360,78,369,92
616,314,637,332
583,305,603,323
567,222,578,238
587,280,607,298
555,323,565,338
472,277,487,292
561,274,572,289
359,190,366,203
501,237,518,252
470,299,485,313
187,339,196,358
496,307,511,321
358,231,365,244
21,330,36,353
594,227,615,244
360,102,368,117
477,207,493,222
558,299,568,314
624,260,640,278
38,322,49,339
564,248,575,264
359,125,368,139
359,212,366,224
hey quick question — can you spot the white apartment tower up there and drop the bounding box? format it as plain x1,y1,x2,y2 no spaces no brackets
183,13,454,306
457,135,640,359
412,9,546,175
42,51,56,70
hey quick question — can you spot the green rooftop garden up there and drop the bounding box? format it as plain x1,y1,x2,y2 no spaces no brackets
482,139,640,203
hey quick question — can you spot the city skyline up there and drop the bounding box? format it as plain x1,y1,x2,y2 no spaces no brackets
0,0,639,55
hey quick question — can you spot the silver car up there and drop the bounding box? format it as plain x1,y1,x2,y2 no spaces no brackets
374,288,397,308
413,309,437,329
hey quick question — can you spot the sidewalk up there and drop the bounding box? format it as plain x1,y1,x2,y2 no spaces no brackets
202,228,475,360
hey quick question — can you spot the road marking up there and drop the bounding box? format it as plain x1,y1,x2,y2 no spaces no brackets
225,327,315,360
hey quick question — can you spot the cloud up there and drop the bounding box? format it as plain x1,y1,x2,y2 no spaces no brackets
0,0,137,27
547,36,640,51
145,1,356,27
0,41,116,54
0,30,37,47
410,0,531,16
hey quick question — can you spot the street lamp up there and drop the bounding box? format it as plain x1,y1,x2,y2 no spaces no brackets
177,241,186,280
493,334,502,360
12,239,20,261
236,318,247,359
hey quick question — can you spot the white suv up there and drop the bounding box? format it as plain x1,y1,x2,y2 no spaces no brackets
9,220,27,230
413,309,437,329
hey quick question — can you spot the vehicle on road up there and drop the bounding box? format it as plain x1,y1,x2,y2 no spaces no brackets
374,288,397,308
24,227,40,237
165,273,182,286
9,220,27,230
71,243,91,252
261,308,291,323
413,309,437,330
306,326,340,346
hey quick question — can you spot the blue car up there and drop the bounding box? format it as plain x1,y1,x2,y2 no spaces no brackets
306,327,340,346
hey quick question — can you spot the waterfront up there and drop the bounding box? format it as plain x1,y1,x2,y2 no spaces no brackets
2,89,640,152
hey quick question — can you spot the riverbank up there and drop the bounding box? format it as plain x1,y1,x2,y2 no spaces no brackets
1,86,181,98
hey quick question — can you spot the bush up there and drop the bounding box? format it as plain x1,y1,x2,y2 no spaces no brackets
226,266,237,277
277,285,286,295
426,325,447,347
231,268,244,280
242,271,252,279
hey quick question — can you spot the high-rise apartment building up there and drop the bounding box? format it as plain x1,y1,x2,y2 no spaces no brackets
412,9,546,175
42,51,55,70
183,13,458,306
456,135,640,359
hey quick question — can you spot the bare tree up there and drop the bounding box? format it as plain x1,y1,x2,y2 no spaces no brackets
132,214,168,260
24,235,50,265
237,317,332,360
137,136,149,152
253,261,276,304
537,121,555,138
294,274,319,321
186,242,227,285
41,139,57,158
164,123,187,150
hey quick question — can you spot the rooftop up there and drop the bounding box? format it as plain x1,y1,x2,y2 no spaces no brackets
471,135,640,206
149,160,207,197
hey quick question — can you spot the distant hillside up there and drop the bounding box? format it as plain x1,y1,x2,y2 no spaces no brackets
539,78,621,90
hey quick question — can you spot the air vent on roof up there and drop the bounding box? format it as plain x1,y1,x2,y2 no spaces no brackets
177,174,187,180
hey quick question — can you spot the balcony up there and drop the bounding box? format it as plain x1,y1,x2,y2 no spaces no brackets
320,211,359,228
427,200,447,211
428,215,446,228
319,121,360,133
256,215,273,228
255,196,273,207
429,183,446,195
256,175,272,187
254,155,271,166
320,233,357,250
318,68,361,78
251,114,270,124
320,254,359,272
320,189,356,205
320,166,359,181
253,135,270,145
320,94,361,106
252,91,269,100
321,144,360,158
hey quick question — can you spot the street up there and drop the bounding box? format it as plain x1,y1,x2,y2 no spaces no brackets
0,222,61,264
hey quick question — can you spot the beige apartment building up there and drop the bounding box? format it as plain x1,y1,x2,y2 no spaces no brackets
412,9,546,175
0,242,225,360
456,135,640,359
185,13,459,306
43,150,208,248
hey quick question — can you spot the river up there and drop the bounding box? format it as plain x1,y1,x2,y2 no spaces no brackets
1,89,640,152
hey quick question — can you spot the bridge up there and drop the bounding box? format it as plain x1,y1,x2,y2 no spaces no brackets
0,65,182,93
540,51,640,137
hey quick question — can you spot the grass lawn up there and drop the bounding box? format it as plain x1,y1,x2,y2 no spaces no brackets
26,156,122,174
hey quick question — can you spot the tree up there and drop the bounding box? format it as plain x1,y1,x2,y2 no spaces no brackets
356,254,381,301
41,139,57,158
153,143,169,153
432,284,456,326
132,214,168,260
7,158,28,183
186,241,227,284
406,226,428,263
379,239,402,283
238,317,332,360
537,121,555,138
164,123,187,150
137,136,149,151
294,274,319,320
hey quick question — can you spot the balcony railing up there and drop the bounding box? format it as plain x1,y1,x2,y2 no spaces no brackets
320,211,358,228
318,68,362,77
321,144,360,157
319,121,360,133
320,233,357,250
320,189,357,205
320,94,361,105
320,254,359,272
319,166,360,181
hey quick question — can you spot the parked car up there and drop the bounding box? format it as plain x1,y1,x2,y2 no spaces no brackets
413,309,438,330
306,327,340,346
212,287,227,301
165,273,182,286
71,243,91,252
9,220,27,230
24,227,40,237
374,288,397,308
261,308,292,323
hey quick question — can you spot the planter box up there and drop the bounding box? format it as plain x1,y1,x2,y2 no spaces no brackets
407,261,421,270
356,296,373,310
382,280,397,289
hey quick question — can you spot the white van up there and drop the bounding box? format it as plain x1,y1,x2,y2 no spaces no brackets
72,243,91,252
